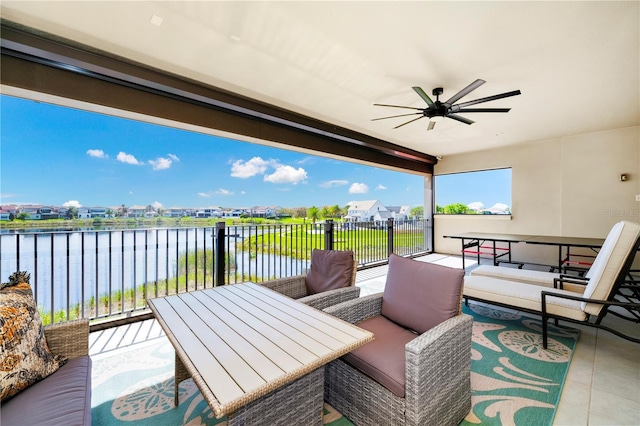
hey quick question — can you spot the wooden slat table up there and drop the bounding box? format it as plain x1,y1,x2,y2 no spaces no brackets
148,283,373,425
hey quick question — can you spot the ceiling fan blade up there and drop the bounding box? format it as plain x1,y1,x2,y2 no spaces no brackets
394,115,426,129
427,120,436,131
447,114,475,125
457,108,512,113
372,112,423,121
374,103,424,111
455,90,522,109
412,87,434,106
444,79,486,104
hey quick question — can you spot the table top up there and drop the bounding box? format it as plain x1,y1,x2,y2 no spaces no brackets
525,235,605,248
148,283,373,418
443,232,535,242
444,232,605,248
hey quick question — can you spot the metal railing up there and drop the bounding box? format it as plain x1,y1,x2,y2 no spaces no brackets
0,219,429,325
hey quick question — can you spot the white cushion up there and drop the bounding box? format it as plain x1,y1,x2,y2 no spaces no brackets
470,265,559,287
581,221,640,315
463,275,587,321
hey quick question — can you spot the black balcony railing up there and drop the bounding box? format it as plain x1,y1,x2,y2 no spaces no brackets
0,219,429,326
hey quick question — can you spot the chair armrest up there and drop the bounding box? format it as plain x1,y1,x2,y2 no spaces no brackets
323,293,383,324
405,314,473,425
554,276,589,293
44,319,90,359
299,286,361,310
259,275,308,299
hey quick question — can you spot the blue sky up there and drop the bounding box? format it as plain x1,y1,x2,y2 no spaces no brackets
435,168,511,211
1,95,428,210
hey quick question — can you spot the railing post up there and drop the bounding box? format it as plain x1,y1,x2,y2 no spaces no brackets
387,218,394,257
324,220,334,250
215,222,226,286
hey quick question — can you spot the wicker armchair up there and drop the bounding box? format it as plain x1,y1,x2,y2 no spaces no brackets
323,255,473,426
260,250,359,310
324,294,472,426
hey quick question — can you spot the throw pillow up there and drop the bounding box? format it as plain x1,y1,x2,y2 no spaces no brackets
305,249,355,294
381,254,464,334
0,271,65,401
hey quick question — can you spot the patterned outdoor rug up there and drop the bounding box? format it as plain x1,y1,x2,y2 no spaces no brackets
91,304,578,425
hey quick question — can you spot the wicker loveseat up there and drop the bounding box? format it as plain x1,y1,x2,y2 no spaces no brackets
323,255,473,426
1,319,92,426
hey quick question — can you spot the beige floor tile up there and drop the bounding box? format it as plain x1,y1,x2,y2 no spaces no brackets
589,388,640,425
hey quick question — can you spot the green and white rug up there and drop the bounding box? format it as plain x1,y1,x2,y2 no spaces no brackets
91,304,578,425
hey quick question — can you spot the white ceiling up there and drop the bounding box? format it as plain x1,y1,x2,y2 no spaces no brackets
2,1,639,158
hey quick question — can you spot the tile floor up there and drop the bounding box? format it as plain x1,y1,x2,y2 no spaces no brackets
90,253,640,425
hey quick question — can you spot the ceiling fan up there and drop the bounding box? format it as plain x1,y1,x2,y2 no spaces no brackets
373,79,521,131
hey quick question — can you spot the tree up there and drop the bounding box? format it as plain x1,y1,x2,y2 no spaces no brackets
443,203,470,214
66,206,78,219
16,212,29,220
330,204,342,219
118,204,128,218
410,206,424,218
320,206,331,219
105,208,114,218
308,206,320,223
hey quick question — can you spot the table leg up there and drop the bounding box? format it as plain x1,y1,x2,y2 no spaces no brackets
174,354,190,406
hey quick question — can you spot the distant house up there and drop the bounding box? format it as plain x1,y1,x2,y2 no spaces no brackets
78,207,108,219
38,206,59,220
0,212,11,221
163,208,184,218
345,200,388,222
251,206,281,218
223,209,244,218
386,205,411,222
19,205,42,220
127,206,147,218
195,207,222,218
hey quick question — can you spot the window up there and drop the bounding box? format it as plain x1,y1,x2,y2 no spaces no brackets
435,168,511,215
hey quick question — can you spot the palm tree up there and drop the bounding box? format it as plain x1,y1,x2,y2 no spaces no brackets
308,206,320,223
330,204,342,219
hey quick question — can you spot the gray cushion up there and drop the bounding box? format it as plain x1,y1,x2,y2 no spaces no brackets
1,356,92,426
381,254,464,334
342,315,417,398
305,249,354,294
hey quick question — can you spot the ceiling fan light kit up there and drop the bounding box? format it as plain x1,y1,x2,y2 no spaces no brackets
373,79,521,131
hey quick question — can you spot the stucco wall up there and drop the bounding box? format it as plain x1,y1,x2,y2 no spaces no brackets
434,126,640,266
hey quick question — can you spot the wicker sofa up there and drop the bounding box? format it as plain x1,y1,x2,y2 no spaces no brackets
323,255,473,426
1,319,92,426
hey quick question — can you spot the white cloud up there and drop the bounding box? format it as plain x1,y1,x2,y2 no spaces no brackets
320,180,348,188
63,200,82,208
468,201,484,210
149,157,172,170
490,203,510,212
86,149,107,159
240,191,246,195
230,157,271,178
128,191,134,195
376,184,387,191
152,201,163,209
168,154,180,162
117,151,142,165
349,183,369,194
264,165,307,184
198,188,233,197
